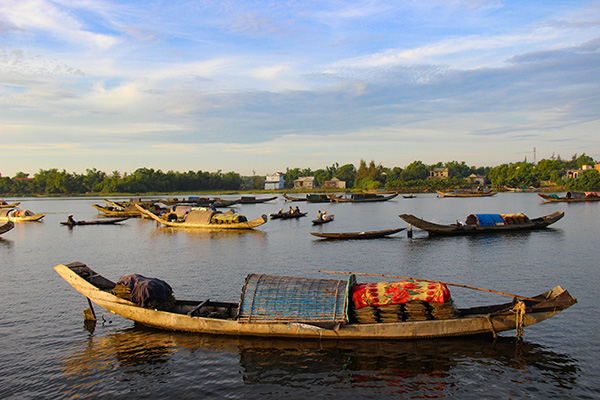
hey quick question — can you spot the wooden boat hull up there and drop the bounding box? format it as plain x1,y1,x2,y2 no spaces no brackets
0,202,20,208
538,193,600,203
92,204,142,217
310,228,405,239
399,212,565,235
328,193,399,203
61,217,130,226
0,210,45,222
0,221,14,235
136,204,267,229
55,262,576,340
437,190,496,197
270,212,307,219
239,196,278,204
312,215,334,225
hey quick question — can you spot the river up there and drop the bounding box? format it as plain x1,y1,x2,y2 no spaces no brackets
0,193,598,399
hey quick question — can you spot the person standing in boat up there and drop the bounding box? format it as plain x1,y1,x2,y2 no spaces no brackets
67,215,76,225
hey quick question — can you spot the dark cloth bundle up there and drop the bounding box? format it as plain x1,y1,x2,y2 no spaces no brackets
116,274,173,308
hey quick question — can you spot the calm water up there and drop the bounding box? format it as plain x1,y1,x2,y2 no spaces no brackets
0,193,598,399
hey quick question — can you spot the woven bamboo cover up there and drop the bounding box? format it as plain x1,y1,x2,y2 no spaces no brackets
237,274,352,323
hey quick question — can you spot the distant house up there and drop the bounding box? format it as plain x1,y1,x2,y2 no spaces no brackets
264,172,285,190
468,174,487,186
293,176,316,190
429,168,449,179
564,165,594,180
322,177,346,189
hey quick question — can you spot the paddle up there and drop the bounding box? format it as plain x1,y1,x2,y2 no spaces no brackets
318,270,542,302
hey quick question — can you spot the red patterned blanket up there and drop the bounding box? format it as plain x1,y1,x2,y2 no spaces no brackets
351,280,450,309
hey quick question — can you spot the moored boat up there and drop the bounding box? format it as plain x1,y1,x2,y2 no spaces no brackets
436,189,496,197
399,211,564,235
55,262,576,340
310,228,405,239
0,221,14,235
0,208,45,222
328,193,398,203
538,192,600,203
238,196,278,204
0,201,20,208
136,204,267,229
92,204,144,218
282,194,332,203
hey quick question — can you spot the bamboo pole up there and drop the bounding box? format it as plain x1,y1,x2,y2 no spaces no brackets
318,270,541,302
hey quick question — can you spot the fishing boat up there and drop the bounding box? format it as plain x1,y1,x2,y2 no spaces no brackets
238,196,278,204
399,212,564,235
92,204,144,218
135,204,267,229
436,189,496,197
269,211,307,219
61,217,130,226
310,228,405,239
0,201,20,208
312,215,334,225
538,192,600,203
55,262,576,340
282,194,332,203
328,193,399,203
0,208,45,222
0,221,14,235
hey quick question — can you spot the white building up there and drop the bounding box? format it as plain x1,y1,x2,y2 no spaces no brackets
265,172,285,190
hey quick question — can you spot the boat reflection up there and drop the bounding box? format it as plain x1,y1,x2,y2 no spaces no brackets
61,325,579,395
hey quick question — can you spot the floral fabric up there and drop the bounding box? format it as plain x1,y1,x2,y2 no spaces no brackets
351,280,450,309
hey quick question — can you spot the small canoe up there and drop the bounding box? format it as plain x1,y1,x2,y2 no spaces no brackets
61,217,130,226
55,262,576,340
0,221,14,235
0,202,20,208
270,212,307,219
403,195,416,199
538,192,600,203
399,212,564,235
310,228,405,239
136,204,267,229
312,215,334,225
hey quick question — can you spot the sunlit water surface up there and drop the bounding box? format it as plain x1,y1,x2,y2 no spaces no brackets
0,194,598,399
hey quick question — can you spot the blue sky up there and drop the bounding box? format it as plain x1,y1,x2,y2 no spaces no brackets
1,0,599,177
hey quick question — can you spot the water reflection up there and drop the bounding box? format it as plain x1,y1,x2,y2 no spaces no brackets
60,325,579,397
147,226,267,242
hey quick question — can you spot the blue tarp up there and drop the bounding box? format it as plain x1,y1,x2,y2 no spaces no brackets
475,214,504,227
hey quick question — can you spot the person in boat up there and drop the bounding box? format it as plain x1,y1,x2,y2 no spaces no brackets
317,209,322,220
278,208,283,214
566,192,572,199
209,202,216,211
289,206,294,214
67,215,76,225
321,210,330,221
295,206,301,214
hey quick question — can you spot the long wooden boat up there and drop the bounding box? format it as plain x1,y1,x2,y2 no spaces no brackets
310,228,405,239
399,212,564,235
436,190,496,197
282,194,332,203
92,204,143,218
61,217,129,226
538,192,600,203
0,208,45,222
0,221,14,235
312,215,334,225
0,201,20,208
55,262,576,340
328,193,399,203
269,211,307,219
238,196,278,204
159,197,239,207
135,204,267,229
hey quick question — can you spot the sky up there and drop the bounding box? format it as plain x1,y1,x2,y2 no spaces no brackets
1,0,599,177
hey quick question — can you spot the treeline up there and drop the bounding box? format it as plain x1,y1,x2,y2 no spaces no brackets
1,153,598,195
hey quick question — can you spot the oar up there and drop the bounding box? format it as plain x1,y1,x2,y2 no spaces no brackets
318,270,541,302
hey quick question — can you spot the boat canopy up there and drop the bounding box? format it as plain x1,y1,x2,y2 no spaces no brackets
237,274,355,324
466,214,505,227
